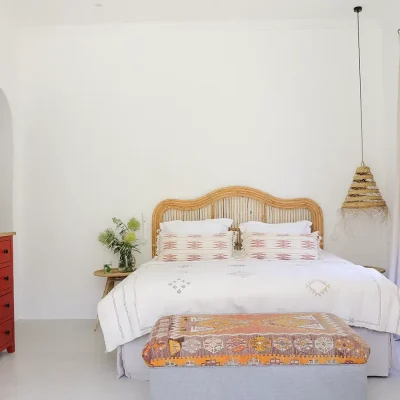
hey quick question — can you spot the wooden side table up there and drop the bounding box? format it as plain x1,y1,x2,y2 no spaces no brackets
93,268,132,331
363,266,386,274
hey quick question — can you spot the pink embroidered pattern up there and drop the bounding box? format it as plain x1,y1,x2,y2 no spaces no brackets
251,252,267,260
213,254,229,260
301,241,316,250
276,254,291,261
250,239,265,248
164,241,177,250
300,254,317,260
187,254,201,261
163,254,178,262
214,241,228,249
275,240,291,249
188,241,203,249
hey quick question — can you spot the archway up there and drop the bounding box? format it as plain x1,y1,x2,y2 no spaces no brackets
0,89,13,230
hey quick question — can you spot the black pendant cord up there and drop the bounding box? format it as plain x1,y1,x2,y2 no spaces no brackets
355,7,365,167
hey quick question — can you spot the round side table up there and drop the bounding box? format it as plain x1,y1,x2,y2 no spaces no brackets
93,268,132,331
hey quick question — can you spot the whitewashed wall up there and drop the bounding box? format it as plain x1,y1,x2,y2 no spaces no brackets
0,90,13,231
0,7,20,320
0,8,16,232
15,20,392,319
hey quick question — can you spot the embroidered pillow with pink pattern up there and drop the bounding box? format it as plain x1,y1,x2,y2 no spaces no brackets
156,232,235,262
242,232,321,261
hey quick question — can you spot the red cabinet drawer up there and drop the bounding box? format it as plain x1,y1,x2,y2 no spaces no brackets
0,292,13,322
0,318,13,349
0,266,13,293
0,239,12,264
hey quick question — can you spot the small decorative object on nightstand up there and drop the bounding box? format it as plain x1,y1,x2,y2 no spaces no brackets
93,268,133,331
103,262,112,274
363,266,386,274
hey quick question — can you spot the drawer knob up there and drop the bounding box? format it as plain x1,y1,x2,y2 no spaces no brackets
3,249,8,254
4,276,9,281
5,330,10,335
5,303,10,308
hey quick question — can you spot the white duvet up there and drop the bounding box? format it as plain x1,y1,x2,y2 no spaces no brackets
98,252,400,352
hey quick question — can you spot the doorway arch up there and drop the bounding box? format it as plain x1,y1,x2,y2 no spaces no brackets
0,89,13,230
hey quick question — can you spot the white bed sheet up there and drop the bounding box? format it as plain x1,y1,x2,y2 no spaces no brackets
319,251,351,262
98,251,400,352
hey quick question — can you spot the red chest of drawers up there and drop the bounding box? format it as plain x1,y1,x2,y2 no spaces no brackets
0,234,15,354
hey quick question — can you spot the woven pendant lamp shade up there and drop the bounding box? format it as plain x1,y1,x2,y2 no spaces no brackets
340,7,388,217
341,165,387,213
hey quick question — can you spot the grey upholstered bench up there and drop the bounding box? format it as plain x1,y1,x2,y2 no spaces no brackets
143,313,370,400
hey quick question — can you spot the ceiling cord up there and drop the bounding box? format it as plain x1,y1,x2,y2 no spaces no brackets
354,7,365,167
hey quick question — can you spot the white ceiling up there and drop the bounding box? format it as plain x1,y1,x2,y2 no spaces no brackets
0,0,383,26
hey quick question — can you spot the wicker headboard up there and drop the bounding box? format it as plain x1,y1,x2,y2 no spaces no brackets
152,186,324,256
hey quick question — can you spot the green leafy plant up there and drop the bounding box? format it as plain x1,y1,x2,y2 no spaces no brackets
98,217,141,272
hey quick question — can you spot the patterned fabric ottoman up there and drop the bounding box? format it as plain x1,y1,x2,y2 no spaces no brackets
143,313,370,400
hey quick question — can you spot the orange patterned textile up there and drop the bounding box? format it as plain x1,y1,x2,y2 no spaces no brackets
142,313,370,367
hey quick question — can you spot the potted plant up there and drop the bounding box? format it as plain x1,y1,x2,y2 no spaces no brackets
98,217,141,272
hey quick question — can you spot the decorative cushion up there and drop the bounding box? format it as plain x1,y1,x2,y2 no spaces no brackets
156,232,235,262
239,220,312,235
242,232,321,260
142,313,370,368
160,219,233,235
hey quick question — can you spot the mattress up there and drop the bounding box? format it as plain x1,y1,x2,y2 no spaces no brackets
99,252,400,352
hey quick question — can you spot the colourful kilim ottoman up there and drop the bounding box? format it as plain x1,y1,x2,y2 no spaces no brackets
143,313,369,400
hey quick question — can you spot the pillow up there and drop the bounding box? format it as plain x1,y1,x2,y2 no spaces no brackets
160,219,233,235
242,232,321,261
157,232,235,262
239,220,312,235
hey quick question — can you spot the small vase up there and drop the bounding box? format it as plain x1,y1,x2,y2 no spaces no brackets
118,251,136,273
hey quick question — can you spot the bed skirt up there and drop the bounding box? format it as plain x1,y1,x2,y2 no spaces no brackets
116,327,395,380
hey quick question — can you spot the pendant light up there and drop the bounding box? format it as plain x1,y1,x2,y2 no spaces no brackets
341,6,387,216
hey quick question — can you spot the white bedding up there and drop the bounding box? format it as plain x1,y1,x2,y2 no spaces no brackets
98,252,400,352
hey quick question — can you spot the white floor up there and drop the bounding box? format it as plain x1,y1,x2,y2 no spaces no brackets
0,321,399,400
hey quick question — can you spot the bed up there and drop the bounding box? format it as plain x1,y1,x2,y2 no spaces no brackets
98,186,400,378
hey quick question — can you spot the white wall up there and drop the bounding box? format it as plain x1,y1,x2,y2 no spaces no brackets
0,90,13,230
16,20,393,319
381,2,400,199
0,7,16,232
0,6,21,320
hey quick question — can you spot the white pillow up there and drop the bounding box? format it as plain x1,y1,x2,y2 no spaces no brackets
156,231,235,262
242,232,321,260
239,220,312,235
160,219,233,235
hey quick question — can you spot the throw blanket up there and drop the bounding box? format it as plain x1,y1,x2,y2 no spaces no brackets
142,313,371,367
98,255,400,352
